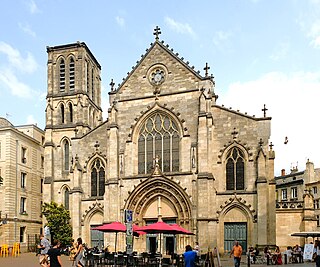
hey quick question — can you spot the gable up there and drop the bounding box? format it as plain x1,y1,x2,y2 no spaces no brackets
111,41,213,101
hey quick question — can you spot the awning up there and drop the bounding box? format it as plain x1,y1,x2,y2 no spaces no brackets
291,231,320,238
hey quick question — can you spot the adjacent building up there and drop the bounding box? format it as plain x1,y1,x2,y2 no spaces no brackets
43,29,276,254
0,118,44,252
275,160,318,248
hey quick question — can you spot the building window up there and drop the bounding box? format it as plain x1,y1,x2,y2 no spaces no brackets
20,226,26,242
64,188,70,210
21,147,27,163
313,187,318,195
0,141,1,159
68,102,73,123
63,140,70,171
226,147,245,190
41,179,43,194
86,61,90,93
276,190,279,201
59,58,65,92
21,172,26,189
20,197,26,214
41,156,44,169
291,187,298,199
138,112,180,174
281,189,287,200
91,68,95,100
317,215,320,227
91,159,105,197
69,57,75,91
60,104,65,124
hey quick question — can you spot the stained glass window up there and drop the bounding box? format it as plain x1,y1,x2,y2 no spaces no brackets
91,159,105,197
138,112,180,174
226,147,245,190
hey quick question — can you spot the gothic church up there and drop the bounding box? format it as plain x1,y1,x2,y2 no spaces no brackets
43,28,276,254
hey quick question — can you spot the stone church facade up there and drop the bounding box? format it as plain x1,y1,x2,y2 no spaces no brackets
44,29,276,254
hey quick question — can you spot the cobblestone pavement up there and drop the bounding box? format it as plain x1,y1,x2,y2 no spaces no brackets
0,253,315,267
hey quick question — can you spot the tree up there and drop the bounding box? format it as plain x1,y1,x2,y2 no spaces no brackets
42,201,73,247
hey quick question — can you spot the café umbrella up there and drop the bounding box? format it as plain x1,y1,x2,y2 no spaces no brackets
92,221,144,252
169,224,194,235
139,221,193,254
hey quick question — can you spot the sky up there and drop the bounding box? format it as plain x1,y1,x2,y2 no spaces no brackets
0,0,320,176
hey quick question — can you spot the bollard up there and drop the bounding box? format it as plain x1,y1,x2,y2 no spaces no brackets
267,254,270,265
247,252,251,267
284,253,287,264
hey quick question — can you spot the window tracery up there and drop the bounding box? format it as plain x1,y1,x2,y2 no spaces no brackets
138,112,180,174
91,158,105,197
226,147,245,190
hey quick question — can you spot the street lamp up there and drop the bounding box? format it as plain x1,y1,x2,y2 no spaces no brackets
0,211,8,226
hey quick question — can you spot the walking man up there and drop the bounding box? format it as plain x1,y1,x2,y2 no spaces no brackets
38,234,50,267
230,241,243,267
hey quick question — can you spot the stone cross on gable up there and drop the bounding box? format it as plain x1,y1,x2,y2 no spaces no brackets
94,141,100,151
231,128,238,139
269,142,274,150
153,26,161,40
109,79,115,91
204,62,210,77
262,104,268,117
259,138,264,147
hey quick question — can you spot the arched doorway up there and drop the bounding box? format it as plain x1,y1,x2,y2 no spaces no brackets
125,175,193,254
222,206,251,253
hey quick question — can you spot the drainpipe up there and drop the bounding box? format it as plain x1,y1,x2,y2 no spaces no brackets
14,139,18,243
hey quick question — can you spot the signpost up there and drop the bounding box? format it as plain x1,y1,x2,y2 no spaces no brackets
124,209,133,255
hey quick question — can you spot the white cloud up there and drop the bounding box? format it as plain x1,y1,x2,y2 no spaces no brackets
0,69,33,98
164,17,196,39
220,71,320,175
0,42,38,73
116,16,125,28
213,30,232,50
26,114,37,125
18,22,36,37
27,0,41,14
269,42,289,61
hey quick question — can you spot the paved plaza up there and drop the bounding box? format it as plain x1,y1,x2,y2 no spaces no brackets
0,252,316,267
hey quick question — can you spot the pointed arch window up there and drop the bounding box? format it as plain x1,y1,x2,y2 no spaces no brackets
91,159,105,197
60,104,65,124
91,68,95,100
64,188,70,210
63,140,70,171
59,58,65,92
69,57,75,91
226,147,245,190
138,112,180,174
68,102,73,123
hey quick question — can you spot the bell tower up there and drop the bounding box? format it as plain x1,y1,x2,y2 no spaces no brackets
43,42,103,202
45,41,102,138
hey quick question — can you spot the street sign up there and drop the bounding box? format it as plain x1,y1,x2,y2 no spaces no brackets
125,210,133,254
124,209,133,223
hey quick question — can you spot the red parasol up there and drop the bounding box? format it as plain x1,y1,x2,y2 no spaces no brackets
139,221,181,234
92,222,145,252
169,224,194,235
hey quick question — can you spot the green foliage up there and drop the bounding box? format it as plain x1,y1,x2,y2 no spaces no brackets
42,201,73,247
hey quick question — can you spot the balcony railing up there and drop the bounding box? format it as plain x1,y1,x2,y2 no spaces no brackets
276,200,304,209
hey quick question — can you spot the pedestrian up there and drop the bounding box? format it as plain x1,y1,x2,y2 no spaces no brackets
183,244,197,267
230,241,243,267
74,237,85,267
194,241,200,256
47,239,63,267
69,239,77,266
38,234,51,267
315,240,320,267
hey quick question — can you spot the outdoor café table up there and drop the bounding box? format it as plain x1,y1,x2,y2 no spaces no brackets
92,252,105,266
292,252,303,263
